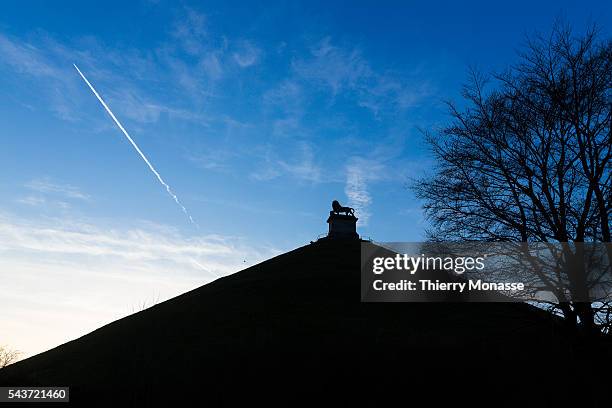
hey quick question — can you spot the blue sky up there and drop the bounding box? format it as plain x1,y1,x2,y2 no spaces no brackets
0,1,609,357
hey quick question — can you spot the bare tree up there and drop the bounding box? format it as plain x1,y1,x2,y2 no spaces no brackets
0,345,20,369
414,22,611,335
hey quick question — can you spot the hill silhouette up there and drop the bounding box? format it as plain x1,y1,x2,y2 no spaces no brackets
1,239,609,406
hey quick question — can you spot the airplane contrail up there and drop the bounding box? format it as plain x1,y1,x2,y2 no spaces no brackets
73,64,196,226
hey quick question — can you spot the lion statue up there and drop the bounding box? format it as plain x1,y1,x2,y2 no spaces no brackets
332,200,355,217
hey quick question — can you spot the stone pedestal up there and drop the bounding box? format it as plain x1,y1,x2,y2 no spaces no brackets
326,212,359,240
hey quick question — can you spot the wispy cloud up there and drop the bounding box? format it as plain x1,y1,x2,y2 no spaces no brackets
0,33,82,121
0,214,269,269
248,35,433,198
293,37,371,95
200,52,224,80
344,157,386,226
249,142,322,183
25,179,90,201
278,142,321,182
187,148,238,172
16,196,48,207
0,212,279,358
16,195,72,211
248,145,282,181
171,7,208,56
263,80,303,112
0,34,63,78
0,31,209,125
249,166,282,182
232,40,262,68
292,37,432,116
262,80,305,139
345,163,372,226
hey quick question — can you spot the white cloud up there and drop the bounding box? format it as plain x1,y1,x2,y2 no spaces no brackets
16,195,71,210
263,80,302,110
293,37,371,94
232,41,261,68
16,196,47,207
0,33,84,121
171,7,208,55
25,179,90,201
0,212,279,359
344,157,386,226
0,218,255,268
262,80,305,138
345,165,372,226
278,142,321,182
249,166,282,181
292,37,432,116
0,24,216,126
188,150,233,172
200,52,224,80
249,142,321,183
0,35,60,78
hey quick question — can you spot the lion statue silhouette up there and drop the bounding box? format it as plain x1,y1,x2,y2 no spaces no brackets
332,200,355,217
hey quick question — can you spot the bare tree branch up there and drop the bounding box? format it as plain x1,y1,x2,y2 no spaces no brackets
413,22,611,335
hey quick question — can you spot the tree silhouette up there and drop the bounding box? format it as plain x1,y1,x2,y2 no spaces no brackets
414,22,611,335
0,345,20,369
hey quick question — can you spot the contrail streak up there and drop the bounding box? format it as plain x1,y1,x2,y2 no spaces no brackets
73,64,196,226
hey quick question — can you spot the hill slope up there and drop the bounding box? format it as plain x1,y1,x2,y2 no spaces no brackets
0,239,607,406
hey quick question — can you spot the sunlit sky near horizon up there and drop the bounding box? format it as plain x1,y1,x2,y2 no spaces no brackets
1,0,610,358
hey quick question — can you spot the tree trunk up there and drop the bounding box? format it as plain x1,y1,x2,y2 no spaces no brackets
558,302,577,331
574,302,598,337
